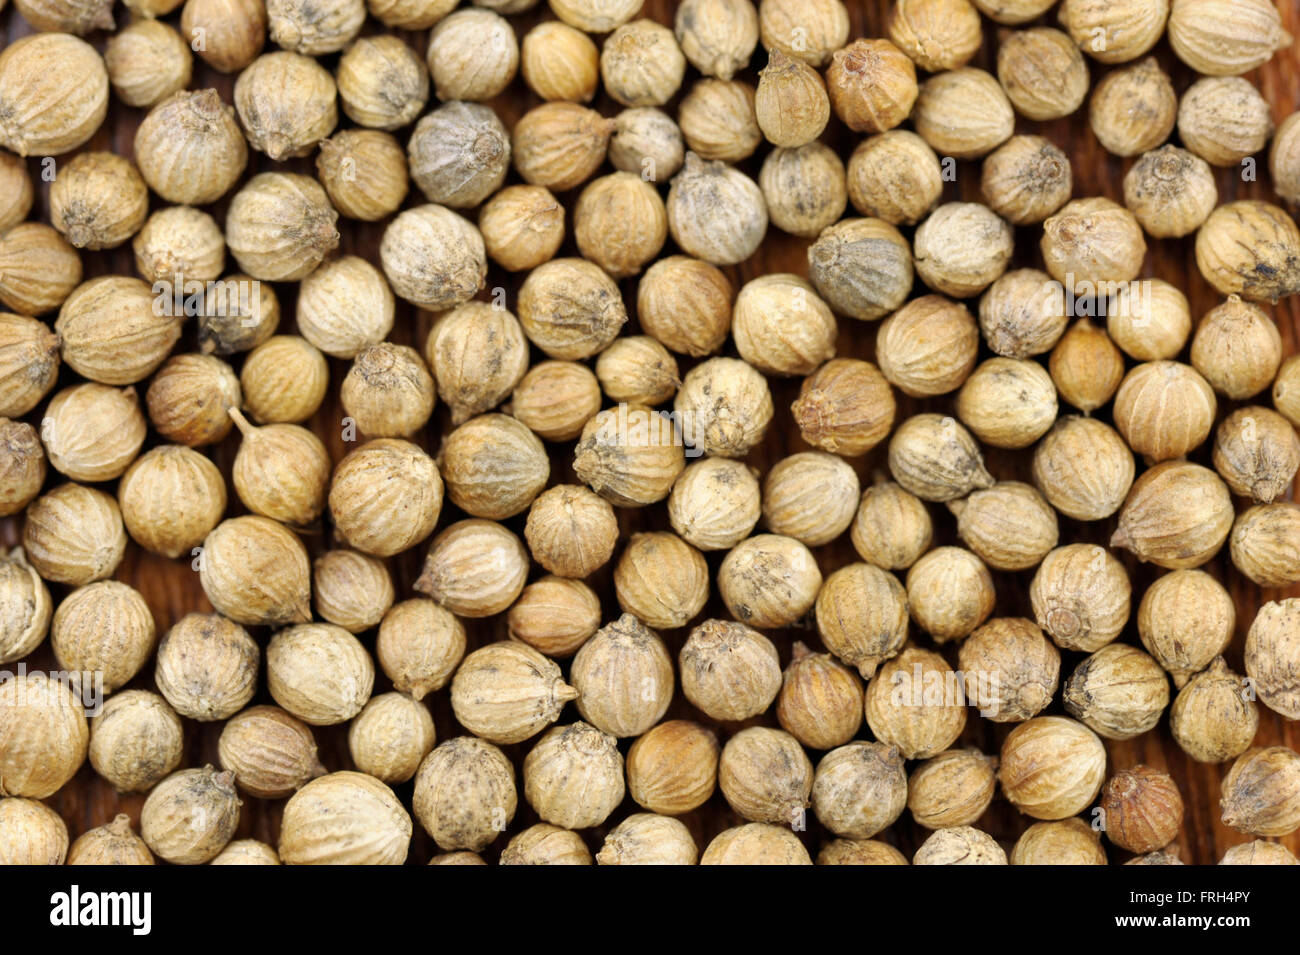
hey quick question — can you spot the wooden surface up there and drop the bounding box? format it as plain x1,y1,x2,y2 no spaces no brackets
4,0,1300,865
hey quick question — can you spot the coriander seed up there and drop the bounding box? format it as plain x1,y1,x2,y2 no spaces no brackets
56,276,181,385
792,358,896,456
500,825,592,865
680,619,781,721
522,21,599,102
336,35,428,130
979,269,1068,359
348,693,435,785
762,451,858,546
0,223,83,317
413,737,516,852
1168,0,1292,76
228,409,330,527
267,623,374,726
825,39,918,135
525,722,625,830
427,302,529,425
754,50,828,148
1059,0,1169,63
815,563,909,679
1170,657,1258,763
613,533,709,630
218,705,323,798
572,614,675,737
759,142,848,238
1124,146,1217,239
595,336,679,407
889,0,983,72
734,274,836,376
1191,296,1283,399
0,425,44,519
851,481,932,571
573,172,667,278
674,0,758,80
876,295,980,397
1112,462,1233,569
518,257,627,360
380,204,486,311
507,576,601,658
674,358,772,458
426,8,518,102
155,612,259,720
52,581,155,693
23,483,126,586
627,720,719,814
240,336,327,425
609,106,685,179
759,0,849,66
1245,599,1300,720
846,131,942,226
414,520,529,617
887,413,993,502
597,814,698,866
316,131,409,222
667,153,768,266
525,484,619,578
1114,361,1217,461
408,103,509,210
1089,56,1176,156
1049,318,1125,412
956,358,1058,449
512,102,613,192
1031,544,1132,652
140,766,240,865
234,52,337,160
41,383,146,483
199,274,280,356
914,68,1015,160
999,716,1107,819
210,841,279,865
1011,819,1107,865
777,643,864,751
1101,765,1184,853
1220,747,1300,837
668,457,762,551
1272,112,1300,203
1063,644,1169,740
478,185,565,273
865,647,968,760
959,618,1060,722
89,691,182,792
134,90,248,205
279,772,411,865
67,816,152,866
981,135,1073,226
718,533,822,629
719,726,813,826
132,206,225,287
701,824,811,865
997,27,1089,121
226,173,339,282
1195,201,1300,302
908,748,997,830
1214,406,1300,504
104,19,192,109
313,549,394,634
329,439,443,558
601,19,686,107
1041,197,1146,293
376,599,466,701
199,516,311,626
341,343,436,439
1178,76,1273,167
637,255,733,356
181,0,267,73
440,413,549,520
807,217,913,320
0,34,108,157
0,672,87,798
812,742,907,839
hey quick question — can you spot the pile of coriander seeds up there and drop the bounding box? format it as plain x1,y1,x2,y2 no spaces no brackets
0,0,1299,866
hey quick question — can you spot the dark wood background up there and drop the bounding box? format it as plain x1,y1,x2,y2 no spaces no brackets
3,0,1299,864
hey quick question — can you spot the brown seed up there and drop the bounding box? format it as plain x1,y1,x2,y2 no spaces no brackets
777,642,864,751
908,748,997,830
754,50,828,148
0,547,50,665
226,172,339,282
218,705,324,798
1101,765,1184,854
877,295,980,398
1213,407,1300,504
336,35,427,130
575,404,687,505
52,581,155,693
1041,197,1147,293
825,39,918,135
718,533,822,629
1031,544,1131,653
759,0,849,66
512,102,613,192
56,276,181,385
426,301,529,425
507,576,601,658
913,68,1015,160
1170,657,1259,763
956,358,1058,450
155,612,259,721
524,483,619,579
1059,0,1169,63
0,423,45,519
812,741,907,839
522,21,599,103
627,720,719,815
667,152,768,266
478,185,566,273
981,135,1073,226
573,172,668,278
141,766,240,865
296,256,395,360
182,0,267,73
1245,599,1300,721
792,358,896,457
1112,462,1233,569
1089,56,1176,157
313,549,394,634
571,613,675,738
846,130,942,226
601,18,686,107
889,0,983,71
278,772,410,865
376,598,465,701
524,722,624,829
865,647,968,759
408,102,509,209
997,27,1088,121
414,520,528,618
518,257,628,360
719,726,813,826
1220,746,1300,837
316,131,409,222
1049,318,1125,413
1063,643,1170,740
0,34,108,157
958,617,1061,722
906,546,996,643
636,255,733,357
1114,361,1217,461
701,823,811,865
999,716,1106,820
1195,201,1300,302
23,483,126,586
679,618,781,722
762,451,858,547
413,736,516,853
734,275,836,377
0,223,83,317
89,690,183,792
348,693,435,785
979,269,1068,359
887,413,993,503
608,106,685,180
329,439,443,558
673,0,758,80
807,217,912,320
1011,818,1107,865
0,671,88,798
1191,296,1283,400
67,815,153,866
614,532,708,630
440,414,549,521
234,51,337,160
426,8,518,102
815,563,908,680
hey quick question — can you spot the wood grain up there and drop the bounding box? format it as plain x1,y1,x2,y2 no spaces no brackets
3,0,1300,864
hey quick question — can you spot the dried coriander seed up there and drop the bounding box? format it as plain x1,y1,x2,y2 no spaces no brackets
525,484,618,578
104,19,192,109
668,457,761,552
155,612,259,721
313,549,394,634
380,204,486,311
759,142,848,238
999,716,1106,819
1178,76,1273,168
512,102,613,192
908,748,997,831
754,50,828,148
524,722,624,830
89,690,182,793
719,533,822,629
846,130,942,226
1124,146,1217,239
981,135,1073,226
956,358,1058,450
674,0,758,80
674,357,772,458
1195,201,1300,302
218,705,323,798
414,519,528,618
181,0,267,73
627,720,719,815
812,741,907,840
597,814,697,866
316,131,409,222
0,223,83,317
1220,746,1300,837
234,51,337,160
807,217,913,320
1050,318,1125,413
440,413,549,521
278,772,410,865
23,483,126,586
518,257,627,360
56,276,181,385
763,451,859,546
507,576,601,658
759,0,848,66
680,619,781,721
1170,657,1259,763
329,439,443,558
1031,544,1131,653
1137,569,1234,688
1059,0,1169,64
52,581,155,693
888,413,993,502
1063,643,1169,740
816,562,909,679
522,21,599,103
267,622,375,726
825,39,918,135
877,295,980,397
41,383,145,483
889,0,983,72
572,614,675,737
336,35,427,130
667,152,768,266
609,106,685,179
949,482,1059,572
702,825,811,865
573,172,668,278
613,533,709,630
777,643,864,751
228,409,330,527
1168,0,1292,75
408,102,509,210
376,598,465,701
0,425,46,519
997,27,1089,121
348,692,435,785
0,34,108,157
199,516,311,627
1012,818,1107,865
1113,361,1217,462
979,269,1068,359
792,358,896,456
595,336,679,407
426,8,518,102
1245,599,1300,720
1191,296,1283,400
1213,406,1300,504
637,255,733,357
851,481,932,572
733,274,836,376
865,647,967,760
413,737,516,853
719,726,813,826
1088,56,1176,157
341,343,436,439
914,68,1015,160
601,18,685,107
1041,197,1146,294
140,766,240,865
240,336,327,425
1112,462,1233,569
